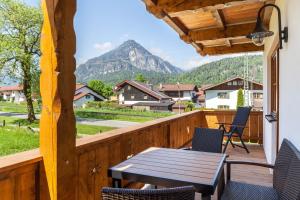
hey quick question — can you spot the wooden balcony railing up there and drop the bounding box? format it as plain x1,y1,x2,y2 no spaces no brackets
0,110,263,200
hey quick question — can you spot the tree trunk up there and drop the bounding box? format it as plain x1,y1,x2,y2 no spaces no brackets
23,72,36,122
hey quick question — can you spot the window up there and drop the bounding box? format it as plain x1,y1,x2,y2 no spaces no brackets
232,81,237,86
218,105,230,110
144,95,148,100
131,95,135,99
238,81,243,85
217,92,229,99
128,85,131,90
86,95,91,99
227,82,232,86
253,92,263,99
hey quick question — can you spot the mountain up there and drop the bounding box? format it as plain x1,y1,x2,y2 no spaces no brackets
166,55,263,86
76,40,182,84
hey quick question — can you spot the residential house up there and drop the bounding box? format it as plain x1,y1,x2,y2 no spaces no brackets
204,77,263,110
73,84,106,107
0,85,25,103
115,80,173,110
159,84,199,103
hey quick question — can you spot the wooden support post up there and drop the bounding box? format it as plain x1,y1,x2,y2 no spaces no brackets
39,0,77,199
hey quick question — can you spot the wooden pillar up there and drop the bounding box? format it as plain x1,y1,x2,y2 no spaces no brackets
39,0,77,199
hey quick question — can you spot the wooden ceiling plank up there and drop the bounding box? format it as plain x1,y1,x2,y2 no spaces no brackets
200,43,263,56
161,0,270,17
185,22,256,43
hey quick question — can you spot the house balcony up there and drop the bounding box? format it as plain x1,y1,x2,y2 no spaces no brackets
0,110,270,200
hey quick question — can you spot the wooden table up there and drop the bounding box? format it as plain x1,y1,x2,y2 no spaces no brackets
109,147,226,200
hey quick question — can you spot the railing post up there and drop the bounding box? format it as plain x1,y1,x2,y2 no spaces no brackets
39,0,77,199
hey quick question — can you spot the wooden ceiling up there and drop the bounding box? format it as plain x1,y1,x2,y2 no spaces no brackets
142,0,275,56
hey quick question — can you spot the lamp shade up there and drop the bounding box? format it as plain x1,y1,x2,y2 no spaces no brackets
247,18,274,40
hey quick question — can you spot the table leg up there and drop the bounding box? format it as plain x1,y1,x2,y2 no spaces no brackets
217,169,225,199
201,194,211,200
112,178,122,188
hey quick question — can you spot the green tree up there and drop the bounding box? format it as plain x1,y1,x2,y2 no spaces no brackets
0,0,42,122
237,88,245,108
135,73,147,83
88,80,113,98
185,101,195,112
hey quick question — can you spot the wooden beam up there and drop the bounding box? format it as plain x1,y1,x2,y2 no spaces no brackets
214,9,226,29
198,43,263,56
157,0,269,16
182,23,256,43
143,0,166,19
40,0,77,199
226,39,232,47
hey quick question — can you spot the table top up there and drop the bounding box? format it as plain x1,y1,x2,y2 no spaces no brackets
109,147,226,194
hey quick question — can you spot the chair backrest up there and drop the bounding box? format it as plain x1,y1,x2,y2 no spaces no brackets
102,186,195,200
230,106,252,136
273,139,300,200
192,128,223,153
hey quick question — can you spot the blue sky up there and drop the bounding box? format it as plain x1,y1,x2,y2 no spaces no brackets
24,0,240,70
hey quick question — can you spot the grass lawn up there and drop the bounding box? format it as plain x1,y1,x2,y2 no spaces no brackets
76,124,116,135
76,108,174,122
0,101,40,113
0,122,116,156
0,127,39,156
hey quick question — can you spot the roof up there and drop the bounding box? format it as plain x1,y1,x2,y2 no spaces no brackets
132,101,174,107
115,80,171,100
159,84,198,92
74,92,91,101
0,85,23,92
203,77,263,91
142,0,274,56
75,83,106,100
76,84,86,90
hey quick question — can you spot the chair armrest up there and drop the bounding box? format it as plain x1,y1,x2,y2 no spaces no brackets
216,122,232,125
225,160,274,181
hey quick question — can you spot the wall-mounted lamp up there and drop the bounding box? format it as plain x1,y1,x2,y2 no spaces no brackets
247,4,288,49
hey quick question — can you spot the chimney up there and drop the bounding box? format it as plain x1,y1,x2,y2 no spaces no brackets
160,83,163,89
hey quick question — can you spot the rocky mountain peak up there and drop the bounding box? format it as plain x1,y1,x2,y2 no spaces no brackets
76,40,183,83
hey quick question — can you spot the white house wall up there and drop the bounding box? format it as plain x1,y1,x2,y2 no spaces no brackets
122,100,159,105
172,91,195,101
205,90,262,110
263,0,300,163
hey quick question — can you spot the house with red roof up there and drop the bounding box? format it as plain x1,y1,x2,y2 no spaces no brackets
114,80,174,111
73,84,106,107
0,85,25,103
159,83,199,103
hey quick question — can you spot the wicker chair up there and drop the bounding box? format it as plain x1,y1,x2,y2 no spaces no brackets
102,186,195,200
221,139,300,200
185,128,223,153
217,106,252,153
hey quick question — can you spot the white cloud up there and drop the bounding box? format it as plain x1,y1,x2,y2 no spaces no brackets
149,47,174,63
93,42,114,54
